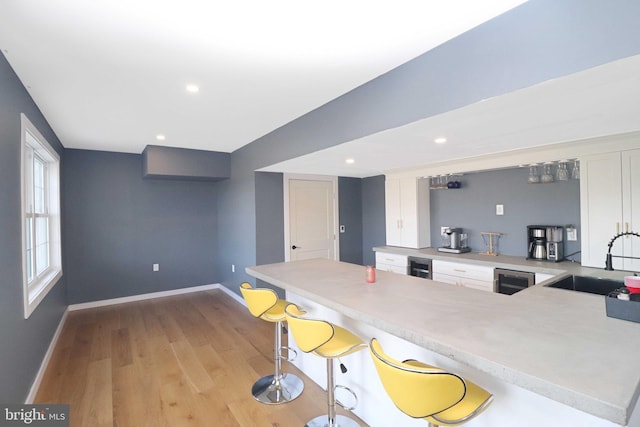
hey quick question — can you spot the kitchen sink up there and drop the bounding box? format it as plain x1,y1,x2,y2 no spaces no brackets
545,275,623,295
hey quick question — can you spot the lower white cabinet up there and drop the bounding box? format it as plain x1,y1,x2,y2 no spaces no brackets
375,252,408,275
432,259,494,292
535,273,555,284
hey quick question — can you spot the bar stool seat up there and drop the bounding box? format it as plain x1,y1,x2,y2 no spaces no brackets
369,338,493,427
285,303,366,427
239,282,304,405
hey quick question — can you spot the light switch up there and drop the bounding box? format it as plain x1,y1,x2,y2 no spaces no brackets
496,204,504,216
339,225,346,233
153,263,159,272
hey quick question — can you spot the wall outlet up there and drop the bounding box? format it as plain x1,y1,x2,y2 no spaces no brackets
441,226,449,235
566,227,578,241
153,263,159,272
339,225,346,233
496,204,504,216
231,264,235,273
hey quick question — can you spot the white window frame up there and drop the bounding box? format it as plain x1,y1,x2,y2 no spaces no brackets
21,113,62,319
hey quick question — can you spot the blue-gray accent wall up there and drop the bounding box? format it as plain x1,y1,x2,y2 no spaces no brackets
361,175,387,266
0,53,67,403
429,168,581,258
217,0,640,295
338,177,364,265
63,149,219,304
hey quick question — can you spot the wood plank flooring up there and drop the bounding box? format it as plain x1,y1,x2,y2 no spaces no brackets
35,289,368,427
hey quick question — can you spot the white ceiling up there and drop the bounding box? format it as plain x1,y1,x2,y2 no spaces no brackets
0,0,526,155
260,54,640,177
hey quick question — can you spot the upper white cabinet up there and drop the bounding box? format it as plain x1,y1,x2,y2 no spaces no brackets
385,177,430,248
580,149,640,271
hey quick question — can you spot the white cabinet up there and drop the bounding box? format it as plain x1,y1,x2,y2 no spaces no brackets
375,252,408,275
535,273,555,284
432,260,494,292
385,177,430,248
580,149,640,270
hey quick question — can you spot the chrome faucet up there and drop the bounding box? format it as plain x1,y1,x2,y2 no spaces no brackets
604,231,640,271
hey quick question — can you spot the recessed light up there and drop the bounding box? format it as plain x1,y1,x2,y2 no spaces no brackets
186,84,200,93
346,158,355,164
156,134,166,141
434,137,447,144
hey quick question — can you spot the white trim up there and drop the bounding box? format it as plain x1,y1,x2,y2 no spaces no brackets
68,283,221,311
283,173,340,262
217,284,247,307
21,113,62,319
25,309,68,404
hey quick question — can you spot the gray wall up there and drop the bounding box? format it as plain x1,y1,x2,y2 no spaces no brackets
0,53,67,402
64,149,219,304
339,177,363,265
430,167,581,258
255,172,285,296
217,0,640,295
361,175,387,266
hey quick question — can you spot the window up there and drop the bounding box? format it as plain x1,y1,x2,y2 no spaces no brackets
21,114,62,318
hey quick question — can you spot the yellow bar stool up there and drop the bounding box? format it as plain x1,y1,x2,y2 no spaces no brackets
239,282,304,404
369,338,493,427
284,303,367,427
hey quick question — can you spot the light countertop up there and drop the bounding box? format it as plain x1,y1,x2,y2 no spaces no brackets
373,245,633,281
246,258,640,426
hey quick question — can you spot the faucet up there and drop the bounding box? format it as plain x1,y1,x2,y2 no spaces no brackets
604,231,640,270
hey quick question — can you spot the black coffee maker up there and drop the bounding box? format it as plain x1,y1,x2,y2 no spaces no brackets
527,225,564,262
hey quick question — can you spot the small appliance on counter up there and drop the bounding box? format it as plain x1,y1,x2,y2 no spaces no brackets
438,227,471,254
526,225,564,262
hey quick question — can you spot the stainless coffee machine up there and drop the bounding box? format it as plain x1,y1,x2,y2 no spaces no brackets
438,227,471,254
527,225,564,262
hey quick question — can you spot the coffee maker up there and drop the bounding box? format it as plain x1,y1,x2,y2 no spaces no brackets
438,227,471,254
526,225,564,262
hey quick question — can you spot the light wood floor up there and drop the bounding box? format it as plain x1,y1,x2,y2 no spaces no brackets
35,289,368,427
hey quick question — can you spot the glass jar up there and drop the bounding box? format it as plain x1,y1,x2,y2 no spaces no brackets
541,163,554,183
556,161,569,181
527,165,540,184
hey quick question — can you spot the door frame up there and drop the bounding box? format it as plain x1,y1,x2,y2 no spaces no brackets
283,173,340,262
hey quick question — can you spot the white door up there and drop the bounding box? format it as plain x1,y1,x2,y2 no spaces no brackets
285,176,338,261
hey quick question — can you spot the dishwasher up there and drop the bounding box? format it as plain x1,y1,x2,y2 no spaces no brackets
494,268,535,295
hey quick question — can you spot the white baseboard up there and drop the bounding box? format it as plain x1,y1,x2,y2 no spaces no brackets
25,309,68,404
67,283,223,311
28,282,246,403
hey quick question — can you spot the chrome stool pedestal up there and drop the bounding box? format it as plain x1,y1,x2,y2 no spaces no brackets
251,321,303,404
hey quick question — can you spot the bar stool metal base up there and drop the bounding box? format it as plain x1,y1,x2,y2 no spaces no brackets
251,373,304,405
304,414,361,427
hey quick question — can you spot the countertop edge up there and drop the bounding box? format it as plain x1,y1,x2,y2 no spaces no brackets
246,261,638,425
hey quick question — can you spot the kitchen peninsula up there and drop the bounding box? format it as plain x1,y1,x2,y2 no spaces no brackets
247,258,640,427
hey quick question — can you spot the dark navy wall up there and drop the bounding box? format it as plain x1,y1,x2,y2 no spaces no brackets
361,175,386,266
64,149,219,304
0,53,67,402
338,177,363,265
218,0,640,294
430,167,581,258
